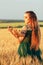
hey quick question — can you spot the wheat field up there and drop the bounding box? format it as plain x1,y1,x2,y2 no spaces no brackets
0,27,43,65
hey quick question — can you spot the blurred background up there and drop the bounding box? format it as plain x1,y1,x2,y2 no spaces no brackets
0,1,43,65
0,0,43,28
0,0,43,20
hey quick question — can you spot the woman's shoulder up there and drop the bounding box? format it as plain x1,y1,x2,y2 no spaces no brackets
21,25,32,32
21,25,27,30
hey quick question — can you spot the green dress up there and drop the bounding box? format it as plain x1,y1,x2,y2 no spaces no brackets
18,25,42,61
18,30,32,57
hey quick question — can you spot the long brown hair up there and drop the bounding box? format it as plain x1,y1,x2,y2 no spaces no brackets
25,11,41,50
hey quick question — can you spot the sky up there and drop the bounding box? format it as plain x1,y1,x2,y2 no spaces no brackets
0,0,43,20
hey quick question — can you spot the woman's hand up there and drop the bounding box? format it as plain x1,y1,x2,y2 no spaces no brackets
8,26,19,37
8,26,13,32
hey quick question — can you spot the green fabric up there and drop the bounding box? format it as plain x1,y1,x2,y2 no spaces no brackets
18,42,28,57
18,30,32,57
18,30,42,61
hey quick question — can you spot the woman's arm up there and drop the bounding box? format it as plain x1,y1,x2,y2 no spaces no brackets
8,26,26,42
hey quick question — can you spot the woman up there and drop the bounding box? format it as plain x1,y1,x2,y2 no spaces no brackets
8,11,41,61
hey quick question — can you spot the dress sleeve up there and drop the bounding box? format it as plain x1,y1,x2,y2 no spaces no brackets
20,26,27,35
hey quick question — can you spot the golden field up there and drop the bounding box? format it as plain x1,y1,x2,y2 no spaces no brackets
0,27,43,65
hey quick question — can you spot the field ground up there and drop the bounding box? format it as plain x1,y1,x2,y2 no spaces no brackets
0,22,43,65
